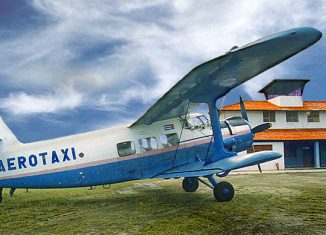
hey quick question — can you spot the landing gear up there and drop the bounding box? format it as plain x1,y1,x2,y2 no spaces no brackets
213,181,234,202
206,175,234,202
182,177,199,192
10,188,16,197
183,175,234,202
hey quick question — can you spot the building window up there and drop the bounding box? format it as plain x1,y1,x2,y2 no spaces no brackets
263,111,275,122
117,141,136,157
160,133,179,148
307,111,320,122
138,137,158,152
247,145,273,154
286,111,298,122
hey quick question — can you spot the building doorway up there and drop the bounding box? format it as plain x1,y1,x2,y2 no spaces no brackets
302,145,314,167
284,141,315,168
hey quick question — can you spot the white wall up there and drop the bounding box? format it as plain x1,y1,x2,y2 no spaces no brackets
221,110,326,129
234,142,285,172
268,96,303,107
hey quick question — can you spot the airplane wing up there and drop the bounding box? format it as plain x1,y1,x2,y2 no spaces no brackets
153,151,281,178
130,27,321,127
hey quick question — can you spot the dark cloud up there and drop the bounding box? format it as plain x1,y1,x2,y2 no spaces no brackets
0,0,325,142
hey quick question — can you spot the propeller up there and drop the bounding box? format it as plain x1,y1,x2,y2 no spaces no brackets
240,96,248,121
239,96,272,173
240,96,272,134
252,123,272,134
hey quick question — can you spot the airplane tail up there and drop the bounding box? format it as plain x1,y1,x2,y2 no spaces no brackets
0,116,20,146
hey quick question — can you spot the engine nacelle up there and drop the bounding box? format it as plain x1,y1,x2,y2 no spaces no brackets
221,116,254,153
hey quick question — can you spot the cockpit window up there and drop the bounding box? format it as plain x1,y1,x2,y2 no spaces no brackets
160,133,179,147
188,117,203,127
198,115,209,126
186,115,210,129
138,137,158,152
117,141,136,157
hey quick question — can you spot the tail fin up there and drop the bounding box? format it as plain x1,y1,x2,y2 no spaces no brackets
0,117,20,145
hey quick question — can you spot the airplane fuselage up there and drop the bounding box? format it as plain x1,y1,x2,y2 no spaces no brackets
0,114,252,188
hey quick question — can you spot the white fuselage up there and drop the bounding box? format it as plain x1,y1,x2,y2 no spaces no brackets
0,114,213,183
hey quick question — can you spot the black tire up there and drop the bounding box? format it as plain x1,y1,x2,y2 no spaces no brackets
182,177,199,192
213,181,234,202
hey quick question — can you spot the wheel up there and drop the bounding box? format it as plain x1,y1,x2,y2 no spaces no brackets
182,177,199,192
213,181,234,202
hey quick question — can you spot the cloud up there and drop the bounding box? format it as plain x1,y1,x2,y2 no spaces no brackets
0,85,83,115
0,0,325,118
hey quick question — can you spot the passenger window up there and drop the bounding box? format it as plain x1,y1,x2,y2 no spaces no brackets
138,137,158,152
160,133,179,148
117,141,136,157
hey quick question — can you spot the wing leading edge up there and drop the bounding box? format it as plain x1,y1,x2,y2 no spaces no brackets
131,27,321,127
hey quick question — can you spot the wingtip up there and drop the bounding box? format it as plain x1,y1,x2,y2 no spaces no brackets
297,27,322,44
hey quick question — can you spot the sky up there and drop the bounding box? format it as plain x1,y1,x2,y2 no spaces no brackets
0,0,325,142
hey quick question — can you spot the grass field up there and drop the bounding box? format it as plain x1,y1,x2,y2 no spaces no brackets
0,172,325,234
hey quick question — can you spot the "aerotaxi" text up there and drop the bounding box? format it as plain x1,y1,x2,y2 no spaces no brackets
0,147,80,172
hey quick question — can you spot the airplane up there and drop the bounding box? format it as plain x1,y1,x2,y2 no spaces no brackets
0,27,322,203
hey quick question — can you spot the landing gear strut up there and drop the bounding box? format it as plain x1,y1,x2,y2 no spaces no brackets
10,188,16,197
182,177,199,192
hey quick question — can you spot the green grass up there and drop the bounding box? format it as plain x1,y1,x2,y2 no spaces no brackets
0,172,326,234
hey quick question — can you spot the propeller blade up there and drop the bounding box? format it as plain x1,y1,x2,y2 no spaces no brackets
218,95,227,111
252,123,272,134
239,96,248,121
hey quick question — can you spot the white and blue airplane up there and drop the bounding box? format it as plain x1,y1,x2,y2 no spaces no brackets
0,27,322,202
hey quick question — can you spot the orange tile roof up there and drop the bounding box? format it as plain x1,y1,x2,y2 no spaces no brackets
255,129,326,141
222,101,326,111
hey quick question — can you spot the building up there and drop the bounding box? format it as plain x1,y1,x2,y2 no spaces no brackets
222,79,326,171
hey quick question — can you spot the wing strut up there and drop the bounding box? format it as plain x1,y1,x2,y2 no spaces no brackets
204,98,234,165
172,100,191,168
